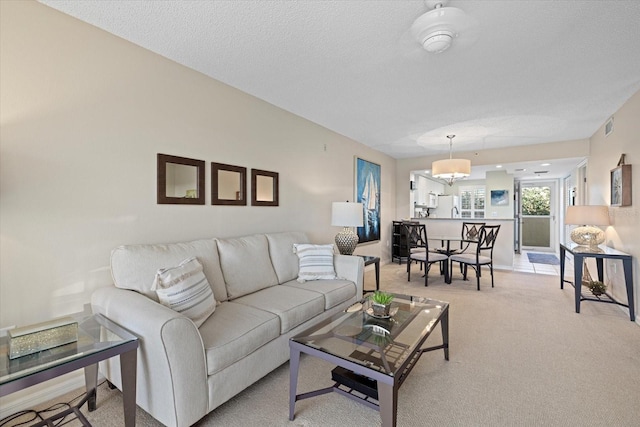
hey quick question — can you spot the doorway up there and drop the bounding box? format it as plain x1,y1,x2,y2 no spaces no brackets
519,180,557,252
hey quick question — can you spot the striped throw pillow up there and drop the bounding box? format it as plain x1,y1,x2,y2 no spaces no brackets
293,244,337,283
152,257,216,327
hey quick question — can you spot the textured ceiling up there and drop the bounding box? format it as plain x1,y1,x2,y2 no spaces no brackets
39,0,640,163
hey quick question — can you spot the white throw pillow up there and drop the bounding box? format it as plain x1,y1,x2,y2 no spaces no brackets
151,257,216,327
293,243,337,283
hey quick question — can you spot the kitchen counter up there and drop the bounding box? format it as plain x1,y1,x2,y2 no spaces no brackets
405,218,515,270
411,217,515,221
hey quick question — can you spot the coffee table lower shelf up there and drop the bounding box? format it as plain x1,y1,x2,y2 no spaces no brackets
332,366,379,400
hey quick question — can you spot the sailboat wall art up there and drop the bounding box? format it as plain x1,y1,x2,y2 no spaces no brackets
355,157,381,244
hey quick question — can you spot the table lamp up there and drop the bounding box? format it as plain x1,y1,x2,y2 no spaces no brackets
331,202,364,255
565,205,610,248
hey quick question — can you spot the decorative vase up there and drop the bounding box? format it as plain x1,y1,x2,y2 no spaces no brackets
335,227,359,255
372,302,391,317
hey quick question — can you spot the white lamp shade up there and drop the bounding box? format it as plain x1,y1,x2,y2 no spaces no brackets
432,158,471,179
565,205,610,226
331,202,364,227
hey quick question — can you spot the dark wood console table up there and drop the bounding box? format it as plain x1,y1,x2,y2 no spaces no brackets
559,243,635,321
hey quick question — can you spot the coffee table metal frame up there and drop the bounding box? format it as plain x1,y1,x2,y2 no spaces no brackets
0,313,138,427
289,294,449,427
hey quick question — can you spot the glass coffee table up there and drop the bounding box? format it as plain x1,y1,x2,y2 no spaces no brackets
0,312,138,426
289,293,449,427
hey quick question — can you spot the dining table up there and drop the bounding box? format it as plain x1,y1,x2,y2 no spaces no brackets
429,235,477,255
428,235,478,283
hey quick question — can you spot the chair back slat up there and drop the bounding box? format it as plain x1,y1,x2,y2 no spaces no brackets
476,225,501,255
462,222,485,240
460,222,485,252
402,221,429,251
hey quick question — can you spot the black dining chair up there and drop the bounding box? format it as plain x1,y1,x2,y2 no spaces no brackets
401,221,424,270
449,225,500,290
404,223,449,286
427,221,485,275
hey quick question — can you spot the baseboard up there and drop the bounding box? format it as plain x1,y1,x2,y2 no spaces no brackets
0,371,91,420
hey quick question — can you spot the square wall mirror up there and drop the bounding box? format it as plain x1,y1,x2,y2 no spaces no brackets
157,153,205,205
212,162,247,205
251,169,279,207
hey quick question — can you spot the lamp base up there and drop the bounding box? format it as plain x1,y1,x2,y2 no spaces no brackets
570,226,604,247
335,228,359,255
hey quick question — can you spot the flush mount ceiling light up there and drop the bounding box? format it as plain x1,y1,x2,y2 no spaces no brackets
432,135,471,186
410,0,479,54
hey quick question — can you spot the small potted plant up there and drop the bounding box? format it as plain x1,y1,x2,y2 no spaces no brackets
370,291,394,317
587,280,607,296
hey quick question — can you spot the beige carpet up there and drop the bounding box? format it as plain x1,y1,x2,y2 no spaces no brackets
7,264,640,426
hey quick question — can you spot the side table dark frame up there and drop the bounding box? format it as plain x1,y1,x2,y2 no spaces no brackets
559,243,635,321
358,255,380,291
0,315,139,426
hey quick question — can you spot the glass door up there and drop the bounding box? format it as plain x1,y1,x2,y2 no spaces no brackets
520,181,557,252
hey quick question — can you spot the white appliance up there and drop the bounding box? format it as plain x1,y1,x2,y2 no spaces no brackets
432,195,460,218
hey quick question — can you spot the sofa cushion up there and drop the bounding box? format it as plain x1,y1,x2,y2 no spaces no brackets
234,286,324,334
199,301,280,375
266,232,309,283
293,243,337,282
151,257,216,327
280,278,356,310
111,238,228,303
217,234,279,299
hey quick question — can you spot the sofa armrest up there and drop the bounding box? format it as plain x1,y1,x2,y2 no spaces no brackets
334,254,365,298
91,286,209,427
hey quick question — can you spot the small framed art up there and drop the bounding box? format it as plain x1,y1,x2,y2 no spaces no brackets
610,164,632,207
490,190,509,206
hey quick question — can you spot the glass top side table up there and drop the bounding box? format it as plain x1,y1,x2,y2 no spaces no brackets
559,243,635,321
1,312,139,426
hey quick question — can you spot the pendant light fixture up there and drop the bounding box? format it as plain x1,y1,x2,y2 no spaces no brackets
432,135,471,186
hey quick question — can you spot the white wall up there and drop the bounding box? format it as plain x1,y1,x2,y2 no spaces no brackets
587,89,640,322
0,1,396,331
485,170,515,219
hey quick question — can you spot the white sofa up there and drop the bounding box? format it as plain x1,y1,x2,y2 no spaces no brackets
91,231,364,427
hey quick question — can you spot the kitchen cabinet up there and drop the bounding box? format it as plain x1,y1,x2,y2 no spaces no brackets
426,193,438,208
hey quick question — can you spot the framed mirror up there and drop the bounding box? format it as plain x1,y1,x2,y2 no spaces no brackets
211,162,247,205
157,153,205,205
251,169,279,207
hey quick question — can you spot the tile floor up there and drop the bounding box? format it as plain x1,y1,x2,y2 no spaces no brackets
513,250,566,276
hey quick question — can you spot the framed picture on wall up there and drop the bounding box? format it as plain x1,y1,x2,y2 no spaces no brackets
490,189,509,206
355,157,380,244
610,164,632,207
